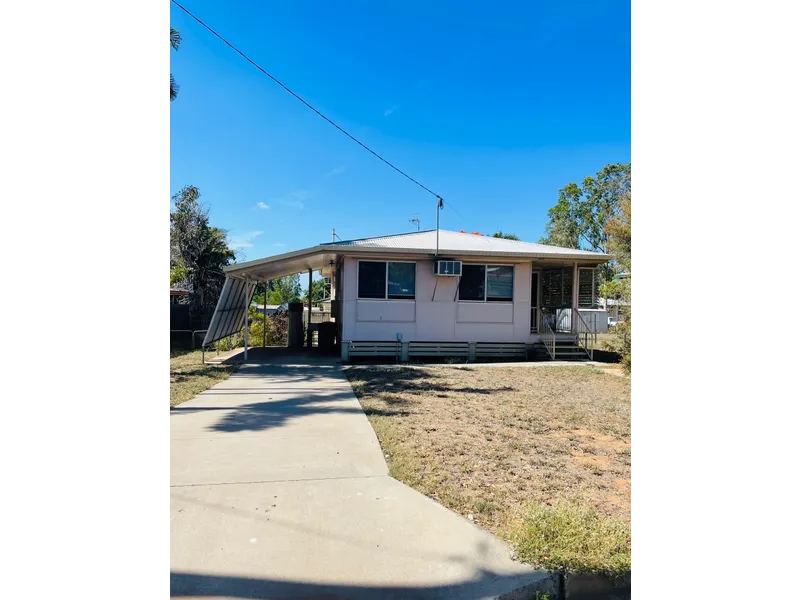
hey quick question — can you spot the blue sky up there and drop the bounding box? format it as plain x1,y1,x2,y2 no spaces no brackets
170,0,630,262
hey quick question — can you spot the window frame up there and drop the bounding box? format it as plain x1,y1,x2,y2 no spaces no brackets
356,259,417,301
458,263,515,303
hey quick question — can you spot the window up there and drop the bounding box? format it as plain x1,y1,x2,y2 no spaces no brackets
541,267,574,308
578,268,600,308
357,261,416,300
487,265,514,301
357,261,386,299
388,262,415,299
459,264,514,302
459,265,485,301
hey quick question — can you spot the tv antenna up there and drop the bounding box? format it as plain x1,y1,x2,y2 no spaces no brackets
410,217,420,232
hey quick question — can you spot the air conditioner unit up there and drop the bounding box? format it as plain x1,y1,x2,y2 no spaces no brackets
433,260,462,276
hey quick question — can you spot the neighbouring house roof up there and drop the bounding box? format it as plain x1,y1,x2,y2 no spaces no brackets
252,304,282,311
223,229,609,281
600,298,630,307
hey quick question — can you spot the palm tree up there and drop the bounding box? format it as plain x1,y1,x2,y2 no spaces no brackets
171,28,181,101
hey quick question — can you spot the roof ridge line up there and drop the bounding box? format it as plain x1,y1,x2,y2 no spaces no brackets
321,229,437,246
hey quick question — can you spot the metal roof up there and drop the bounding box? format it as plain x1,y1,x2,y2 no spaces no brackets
321,229,608,259
223,229,608,280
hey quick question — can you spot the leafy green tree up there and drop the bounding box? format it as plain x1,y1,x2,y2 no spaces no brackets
305,278,328,303
170,185,236,314
541,163,631,283
606,190,631,274
602,189,631,372
540,163,631,254
540,184,582,249
492,231,520,240
171,28,181,101
266,275,302,305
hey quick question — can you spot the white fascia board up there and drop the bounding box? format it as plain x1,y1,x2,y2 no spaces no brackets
332,245,610,262
224,246,327,275
224,244,609,279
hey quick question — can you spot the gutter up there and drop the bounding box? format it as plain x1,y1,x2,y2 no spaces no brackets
223,244,610,277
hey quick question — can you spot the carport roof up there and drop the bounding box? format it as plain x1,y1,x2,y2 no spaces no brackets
223,229,609,280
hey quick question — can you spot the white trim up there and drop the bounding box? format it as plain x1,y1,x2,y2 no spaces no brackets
356,259,417,301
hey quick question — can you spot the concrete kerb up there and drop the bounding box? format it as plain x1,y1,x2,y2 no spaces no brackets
563,571,632,600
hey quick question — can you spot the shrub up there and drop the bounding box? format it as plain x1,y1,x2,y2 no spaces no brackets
604,319,631,373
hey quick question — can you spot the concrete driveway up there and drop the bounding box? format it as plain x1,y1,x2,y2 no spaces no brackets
171,354,555,599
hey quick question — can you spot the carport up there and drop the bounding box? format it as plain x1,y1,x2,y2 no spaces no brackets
202,245,341,359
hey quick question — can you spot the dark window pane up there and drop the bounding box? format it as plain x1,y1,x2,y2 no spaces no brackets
459,265,485,301
358,261,386,299
388,262,415,299
486,265,513,301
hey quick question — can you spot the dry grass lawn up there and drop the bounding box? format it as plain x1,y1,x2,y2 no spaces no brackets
346,365,631,575
170,350,238,407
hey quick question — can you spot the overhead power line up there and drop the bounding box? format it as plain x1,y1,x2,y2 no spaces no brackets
171,0,449,206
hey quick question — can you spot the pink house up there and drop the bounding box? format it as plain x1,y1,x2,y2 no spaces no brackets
203,229,610,361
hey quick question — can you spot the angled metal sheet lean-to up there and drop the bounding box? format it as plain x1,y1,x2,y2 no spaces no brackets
202,277,256,346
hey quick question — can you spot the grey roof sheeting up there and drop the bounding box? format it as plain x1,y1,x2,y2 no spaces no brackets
202,277,256,346
224,229,607,279
321,229,609,259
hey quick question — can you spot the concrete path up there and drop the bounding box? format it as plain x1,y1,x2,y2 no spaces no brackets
171,355,556,599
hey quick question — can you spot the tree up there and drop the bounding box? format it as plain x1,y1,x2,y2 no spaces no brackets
540,163,631,284
171,28,181,101
540,163,631,254
602,188,632,372
492,231,520,240
539,184,582,249
266,275,301,305
302,278,328,304
606,190,631,275
170,185,236,314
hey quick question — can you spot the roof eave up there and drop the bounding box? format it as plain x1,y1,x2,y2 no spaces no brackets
223,243,609,278
329,245,610,261
224,245,328,274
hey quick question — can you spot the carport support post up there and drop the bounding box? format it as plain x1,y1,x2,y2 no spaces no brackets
572,261,580,333
307,268,313,349
243,307,248,360
262,280,267,348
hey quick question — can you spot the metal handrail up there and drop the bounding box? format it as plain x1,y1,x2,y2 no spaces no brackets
539,309,556,360
573,309,596,361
